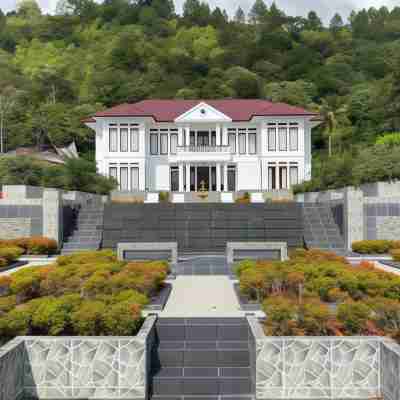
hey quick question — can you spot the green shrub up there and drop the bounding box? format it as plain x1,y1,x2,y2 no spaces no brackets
71,300,107,335
352,240,397,254
337,301,372,334
0,246,24,263
0,295,17,315
235,259,256,277
391,249,400,261
159,191,170,202
103,302,143,335
26,237,58,255
0,305,32,337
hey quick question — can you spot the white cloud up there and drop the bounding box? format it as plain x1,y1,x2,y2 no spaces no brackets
1,0,399,24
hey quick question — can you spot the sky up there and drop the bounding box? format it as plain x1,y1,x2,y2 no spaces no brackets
1,0,399,24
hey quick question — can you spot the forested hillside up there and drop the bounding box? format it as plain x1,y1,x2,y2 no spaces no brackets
1,0,400,192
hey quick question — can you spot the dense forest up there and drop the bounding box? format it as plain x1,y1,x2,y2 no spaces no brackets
1,0,400,192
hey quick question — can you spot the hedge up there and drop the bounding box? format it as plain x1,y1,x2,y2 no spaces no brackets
0,250,169,338
0,237,58,255
237,249,400,339
352,240,400,254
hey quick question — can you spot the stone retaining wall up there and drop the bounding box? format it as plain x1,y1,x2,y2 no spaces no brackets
0,186,107,246
247,316,400,400
0,316,156,400
295,180,400,250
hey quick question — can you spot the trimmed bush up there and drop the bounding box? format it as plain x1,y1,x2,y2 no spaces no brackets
391,249,400,262
0,250,168,339
352,240,400,254
0,246,24,263
0,237,58,255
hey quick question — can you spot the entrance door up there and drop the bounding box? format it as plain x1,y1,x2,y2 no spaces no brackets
197,167,210,191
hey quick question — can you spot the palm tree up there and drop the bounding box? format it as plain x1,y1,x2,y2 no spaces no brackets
317,99,349,157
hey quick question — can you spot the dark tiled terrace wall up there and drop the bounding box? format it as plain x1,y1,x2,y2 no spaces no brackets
102,203,304,252
0,205,43,236
364,203,400,240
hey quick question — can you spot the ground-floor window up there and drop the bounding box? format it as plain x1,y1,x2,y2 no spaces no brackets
170,167,179,192
109,163,140,191
227,165,236,192
290,165,298,186
268,166,276,190
268,162,299,190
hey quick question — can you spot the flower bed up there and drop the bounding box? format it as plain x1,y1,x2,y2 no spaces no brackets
236,249,400,339
0,250,169,340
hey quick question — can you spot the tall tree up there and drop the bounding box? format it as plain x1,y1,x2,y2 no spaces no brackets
330,13,344,33
248,0,268,24
17,0,41,18
0,87,19,154
234,6,245,24
306,11,323,31
183,0,211,26
0,9,5,33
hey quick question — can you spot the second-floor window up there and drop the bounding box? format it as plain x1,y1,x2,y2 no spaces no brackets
267,123,299,152
228,127,257,155
109,124,139,152
109,126,118,152
150,128,178,155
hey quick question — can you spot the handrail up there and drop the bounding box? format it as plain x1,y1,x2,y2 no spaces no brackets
177,145,232,153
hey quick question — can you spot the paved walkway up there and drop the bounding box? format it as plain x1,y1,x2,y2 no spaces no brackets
160,276,243,317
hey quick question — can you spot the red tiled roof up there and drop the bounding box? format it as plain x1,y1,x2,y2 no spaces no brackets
91,100,317,122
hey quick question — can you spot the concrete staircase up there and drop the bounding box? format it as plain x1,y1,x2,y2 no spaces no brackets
61,205,104,255
303,203,345,252
151,317,254,400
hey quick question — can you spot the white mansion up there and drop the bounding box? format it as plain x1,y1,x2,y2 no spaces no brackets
85,100,320,193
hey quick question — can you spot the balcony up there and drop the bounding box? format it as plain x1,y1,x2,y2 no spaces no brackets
169,145,233,163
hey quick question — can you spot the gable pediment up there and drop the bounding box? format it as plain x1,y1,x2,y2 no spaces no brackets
175,102,232,123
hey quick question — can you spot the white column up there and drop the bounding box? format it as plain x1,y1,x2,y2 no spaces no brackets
286,163,290,190
224,164,228,192
209,166,212,191
195,166,198,192
222,126,228,146
216,163,221,192
185,126,190,147
178,126,184,146
186,163,191,192
275,165,280,191
179,164,184,192
216,125,222,147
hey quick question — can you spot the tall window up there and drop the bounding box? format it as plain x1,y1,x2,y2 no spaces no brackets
170,133,178,155
268,127,276,151
290,166,298,186
109,127,118,152
109,166,118,182
289,127,298,151
130,128,139,152
150,133,158,155
160,133,168,155
131,166,139,191
120,166,129,191
279,127,287,151
228,132,236,153
268,166,276,190
120,127,128,152
279,166,287,189
248,132,256,154
239,132,246,154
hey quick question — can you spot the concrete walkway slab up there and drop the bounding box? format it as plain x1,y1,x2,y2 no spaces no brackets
160,276,243,317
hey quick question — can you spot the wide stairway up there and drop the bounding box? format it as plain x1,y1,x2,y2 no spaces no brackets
151,317,254,400
61,204,104,255
303,203,345,252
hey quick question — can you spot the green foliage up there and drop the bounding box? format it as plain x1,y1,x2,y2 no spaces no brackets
0,250,168,339
0,1,399,187
352,240,400,254
376,133,400,146
238,249,400,338
0,156,116,194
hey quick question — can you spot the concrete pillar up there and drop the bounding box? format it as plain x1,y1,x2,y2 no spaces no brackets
216,163,221,192
224,164,228,192
286,164,290,190
344,187,364,250
179,164,184,192
209,166,212,191
275,165,280,191
178,127,184,146
216,125,221,146
186,164,191,192
43,188,62,246
185,126,190,147
195,166,198,192
222,126,228,146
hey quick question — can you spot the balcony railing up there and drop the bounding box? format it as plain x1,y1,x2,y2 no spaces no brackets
177,145,232,153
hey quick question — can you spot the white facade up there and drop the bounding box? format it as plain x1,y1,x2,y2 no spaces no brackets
88,102,319,192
